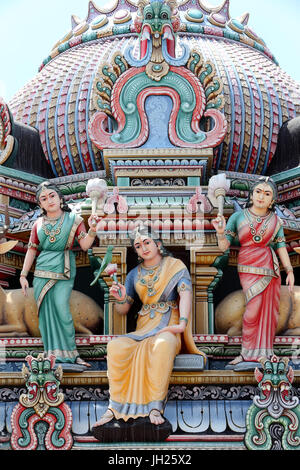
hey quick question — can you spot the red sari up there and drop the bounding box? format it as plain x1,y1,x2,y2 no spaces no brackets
226,209,286,361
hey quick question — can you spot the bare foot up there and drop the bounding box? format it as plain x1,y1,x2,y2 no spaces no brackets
228,355,243,365
76,357,91,368
149,409,165,425
93,409,115,427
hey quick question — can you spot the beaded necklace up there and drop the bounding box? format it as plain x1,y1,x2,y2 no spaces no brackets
137,258,164,297
244,208,274,244
42,212,65,243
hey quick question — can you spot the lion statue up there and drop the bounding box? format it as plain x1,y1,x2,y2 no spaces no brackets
0,287,103,337
215,285,300,336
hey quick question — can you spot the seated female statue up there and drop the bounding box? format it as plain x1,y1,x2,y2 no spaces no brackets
93,226,204,427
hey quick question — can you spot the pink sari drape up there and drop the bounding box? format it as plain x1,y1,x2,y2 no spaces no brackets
237,214,281,361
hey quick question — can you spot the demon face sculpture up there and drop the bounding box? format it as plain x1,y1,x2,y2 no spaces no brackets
10,354,73,451
88,0,227,150
132,0,184,81
253,356,298,419
20,354,64,418
245,355,300,450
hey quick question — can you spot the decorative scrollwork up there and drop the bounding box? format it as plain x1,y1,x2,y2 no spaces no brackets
245,355,300,450
88,0,227,151
0,98,15,165
10,354,73,451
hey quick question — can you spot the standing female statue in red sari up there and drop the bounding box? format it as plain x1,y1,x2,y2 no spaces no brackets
212,177,294,366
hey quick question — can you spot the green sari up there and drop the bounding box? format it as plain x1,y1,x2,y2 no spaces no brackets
33,212,84,363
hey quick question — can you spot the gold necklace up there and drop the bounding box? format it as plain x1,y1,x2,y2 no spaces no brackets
137,259,164,297
42,212,65,243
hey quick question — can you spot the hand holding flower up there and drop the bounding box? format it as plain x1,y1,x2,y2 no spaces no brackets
105,263,122,298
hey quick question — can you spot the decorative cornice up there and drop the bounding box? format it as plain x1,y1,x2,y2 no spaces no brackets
3,369,300,387
39,0,277,70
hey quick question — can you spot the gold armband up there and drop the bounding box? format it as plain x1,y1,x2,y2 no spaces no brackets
88,229,97,238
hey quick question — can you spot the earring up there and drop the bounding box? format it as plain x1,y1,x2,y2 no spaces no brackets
159,246,164,255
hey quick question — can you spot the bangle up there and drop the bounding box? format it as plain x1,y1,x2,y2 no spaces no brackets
216,233,226,240
20,270,28,278
180,317,188,325
285,265,293,274
88,229,97,238
115,296,128,305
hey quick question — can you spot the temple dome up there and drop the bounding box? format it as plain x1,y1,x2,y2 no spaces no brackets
8,0,300,177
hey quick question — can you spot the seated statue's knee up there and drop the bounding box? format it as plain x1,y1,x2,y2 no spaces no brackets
154,332,177,353
107,337,126,357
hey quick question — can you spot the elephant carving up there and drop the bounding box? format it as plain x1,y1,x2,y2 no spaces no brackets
0,287,103,337
215,286,300,336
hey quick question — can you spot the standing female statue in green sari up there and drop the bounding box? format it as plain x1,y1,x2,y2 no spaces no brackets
19,181,99,367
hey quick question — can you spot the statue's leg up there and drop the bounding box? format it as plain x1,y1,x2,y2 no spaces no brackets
149,409,165,425
93,409,115,427
228,355,244,365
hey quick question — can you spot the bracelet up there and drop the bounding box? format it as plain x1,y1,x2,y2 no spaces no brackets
115,295,129,305
216,233,226,240
88,229,97,238
20,270,28,278
180,317,188,325
285,265,293,274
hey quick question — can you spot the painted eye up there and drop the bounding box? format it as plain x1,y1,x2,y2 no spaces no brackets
145,12,153,19
161,12,169,19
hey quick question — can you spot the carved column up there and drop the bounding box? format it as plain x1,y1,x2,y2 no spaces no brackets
92,246,127,335
190,246,223,334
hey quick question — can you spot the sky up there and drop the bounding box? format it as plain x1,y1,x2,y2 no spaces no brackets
0,0,299,102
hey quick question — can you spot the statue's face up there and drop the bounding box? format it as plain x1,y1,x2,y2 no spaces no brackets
143,1,172,34
134,236,161,262
251,183,274,211
38,188,61,216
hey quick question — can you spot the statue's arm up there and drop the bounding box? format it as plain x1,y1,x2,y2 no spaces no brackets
277,246,295,292
77,216,99,252
110,281,133,316
19,248,37,296
178,289,192,329
211,215,231,251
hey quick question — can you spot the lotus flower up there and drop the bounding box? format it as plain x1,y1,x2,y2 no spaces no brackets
105,263,121,296
105,263,118,277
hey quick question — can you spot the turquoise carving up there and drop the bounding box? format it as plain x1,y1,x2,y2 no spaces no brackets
10,354,73,451
89,0,227,149
245,356,300,450
113,70,206,145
